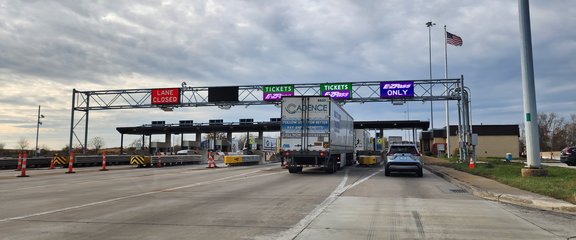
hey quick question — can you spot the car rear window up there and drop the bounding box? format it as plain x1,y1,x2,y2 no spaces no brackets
388,146,419,155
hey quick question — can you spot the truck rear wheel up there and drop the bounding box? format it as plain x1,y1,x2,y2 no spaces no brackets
324,160,336,174
288,166,299,174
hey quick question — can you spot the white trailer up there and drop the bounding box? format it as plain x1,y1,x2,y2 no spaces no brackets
280,96,354,173
355,129,381,166
354,129,373,152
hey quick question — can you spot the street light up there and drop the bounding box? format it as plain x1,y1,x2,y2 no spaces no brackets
426,21,436,131
35,105,45,157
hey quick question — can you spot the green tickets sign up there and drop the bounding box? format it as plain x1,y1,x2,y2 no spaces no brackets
320,83,352,99
263,85,294,93
263,85,294,101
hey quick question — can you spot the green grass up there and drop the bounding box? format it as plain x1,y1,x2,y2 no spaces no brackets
436,159,576,204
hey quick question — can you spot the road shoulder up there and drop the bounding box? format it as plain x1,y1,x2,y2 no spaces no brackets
422,157,576,215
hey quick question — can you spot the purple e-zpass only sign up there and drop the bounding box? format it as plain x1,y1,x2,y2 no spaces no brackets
264,92,294,100
380,81,414,98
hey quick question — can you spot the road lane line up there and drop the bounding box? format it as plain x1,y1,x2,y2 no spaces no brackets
262,168,383,240
341,169,383,192
0,165,278,193
0,168,282,223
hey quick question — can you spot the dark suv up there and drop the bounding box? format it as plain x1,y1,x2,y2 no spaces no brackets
384,142,423,177
560,146,576,166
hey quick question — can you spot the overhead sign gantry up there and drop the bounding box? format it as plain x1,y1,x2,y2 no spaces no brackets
69,77,472,161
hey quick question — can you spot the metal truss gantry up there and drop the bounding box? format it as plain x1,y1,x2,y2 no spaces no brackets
69,77,472,161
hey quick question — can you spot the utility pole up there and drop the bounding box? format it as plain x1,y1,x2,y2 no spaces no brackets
35,105,45,157
518,0,547,176
426,21,436,131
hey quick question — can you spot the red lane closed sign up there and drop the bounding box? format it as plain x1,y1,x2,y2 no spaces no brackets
151,88,180,105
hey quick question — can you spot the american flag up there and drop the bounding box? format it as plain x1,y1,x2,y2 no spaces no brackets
446,32,463,46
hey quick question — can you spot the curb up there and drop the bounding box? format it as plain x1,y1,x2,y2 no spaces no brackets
424,165,576,215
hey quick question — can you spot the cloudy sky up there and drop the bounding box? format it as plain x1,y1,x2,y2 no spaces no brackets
0,0,574,150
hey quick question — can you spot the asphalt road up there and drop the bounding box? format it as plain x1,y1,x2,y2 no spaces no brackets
1,164,574,240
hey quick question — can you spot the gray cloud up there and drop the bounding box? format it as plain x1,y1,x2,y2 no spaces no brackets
0,0,574,148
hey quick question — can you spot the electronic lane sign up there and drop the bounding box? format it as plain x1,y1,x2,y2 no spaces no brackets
151,88,181,105
380,81,414,99
320,83,352,100
262,85,294,101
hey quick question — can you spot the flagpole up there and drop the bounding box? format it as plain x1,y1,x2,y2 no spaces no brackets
444,25,451,158
426,21,435,132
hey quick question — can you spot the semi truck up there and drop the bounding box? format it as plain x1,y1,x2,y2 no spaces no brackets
280,96,354,173
355,129,381,166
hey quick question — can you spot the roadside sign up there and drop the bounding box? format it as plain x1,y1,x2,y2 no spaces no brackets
151,88,180,105
380,81,414,99
263,85,294,101
320,83,352,100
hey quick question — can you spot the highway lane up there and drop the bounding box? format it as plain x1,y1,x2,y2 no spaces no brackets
0,164,574,239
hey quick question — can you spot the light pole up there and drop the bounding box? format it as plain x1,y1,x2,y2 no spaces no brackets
35,105,45,157
426,21,436,131
518,0,546,176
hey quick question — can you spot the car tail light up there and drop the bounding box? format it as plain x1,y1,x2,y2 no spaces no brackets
320,151,325,157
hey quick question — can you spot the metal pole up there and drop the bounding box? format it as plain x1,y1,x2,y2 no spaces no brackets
426,21,435,131
35,105,41,157
444,25,451,158
83,93,90,155
518,0,541,169
460,75,467,162
69,89,76,154
120,134,124,155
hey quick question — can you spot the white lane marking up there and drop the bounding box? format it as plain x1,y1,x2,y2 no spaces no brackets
0,169,281,223
262,168,382,240
343,169,383,191
0,165,277,193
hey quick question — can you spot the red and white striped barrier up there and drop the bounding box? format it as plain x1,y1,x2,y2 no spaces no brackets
207,151,218,168
17,153,29,177
100,151,108,171
66,152,76,174
49,156,55,169
16,153,22,172
156,152,162,168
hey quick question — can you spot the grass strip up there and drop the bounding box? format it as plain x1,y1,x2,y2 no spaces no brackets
435,159,576,204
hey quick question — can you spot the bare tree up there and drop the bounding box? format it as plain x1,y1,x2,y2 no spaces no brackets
538,112,575,151
204,132,228,140
17,137,30,150
90,136,105,151
238,133,257,149
130,138,143,149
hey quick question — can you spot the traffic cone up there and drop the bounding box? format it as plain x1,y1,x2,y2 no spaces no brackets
156,152,162,168
17,153,29,177
16,153,22,171
100,152,108,171
49,156,55,169
66,152,76,174
469,157,475,169
207,151,218,168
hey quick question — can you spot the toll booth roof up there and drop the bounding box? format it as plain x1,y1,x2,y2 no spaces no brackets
116,120,430,135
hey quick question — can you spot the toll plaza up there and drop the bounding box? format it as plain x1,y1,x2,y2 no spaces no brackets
72,77,472,162
116,119,430,160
